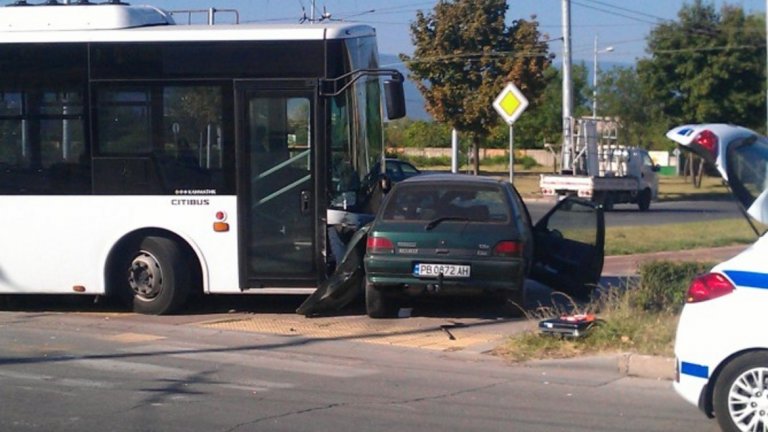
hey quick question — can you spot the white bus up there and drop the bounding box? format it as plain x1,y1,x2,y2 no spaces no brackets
0,2,405,314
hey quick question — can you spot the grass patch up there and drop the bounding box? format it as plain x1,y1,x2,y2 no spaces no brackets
658,175,730,201
605,218,759,255
493,261,713,362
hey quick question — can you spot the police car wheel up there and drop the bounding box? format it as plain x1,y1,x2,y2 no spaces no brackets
714,351,768,432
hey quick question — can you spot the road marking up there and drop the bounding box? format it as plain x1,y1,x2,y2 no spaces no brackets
100,332,167,343
120,343,378,378
71,358,191,379
0,369,113,389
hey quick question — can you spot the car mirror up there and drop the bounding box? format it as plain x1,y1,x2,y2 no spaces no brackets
379,174,392,193
652,164,661,172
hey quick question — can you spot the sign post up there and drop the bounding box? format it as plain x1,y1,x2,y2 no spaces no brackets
493,82,529,183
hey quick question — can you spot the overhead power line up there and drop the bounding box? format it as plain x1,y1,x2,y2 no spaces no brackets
579,0,669,22
570,0,660,25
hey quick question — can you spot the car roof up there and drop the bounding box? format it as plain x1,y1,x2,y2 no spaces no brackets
397,173,506,186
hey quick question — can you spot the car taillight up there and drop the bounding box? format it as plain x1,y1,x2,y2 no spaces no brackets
694,130,718,159
686,273,734,303
366,236,394,254
493,240,522,257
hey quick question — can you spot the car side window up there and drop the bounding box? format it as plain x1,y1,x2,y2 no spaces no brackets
643,154,654,168
400,163,419,176
386,164,403,181
543,200,598,246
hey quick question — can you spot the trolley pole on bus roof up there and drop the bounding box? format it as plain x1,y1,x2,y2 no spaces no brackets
311,0,316,22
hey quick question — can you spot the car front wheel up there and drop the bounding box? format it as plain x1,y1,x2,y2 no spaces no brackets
714,351,768,432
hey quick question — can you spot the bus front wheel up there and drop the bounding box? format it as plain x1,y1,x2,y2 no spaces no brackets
118,236,190,315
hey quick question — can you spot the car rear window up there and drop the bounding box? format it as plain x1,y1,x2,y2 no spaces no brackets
729,135,768,203
381,183,510,222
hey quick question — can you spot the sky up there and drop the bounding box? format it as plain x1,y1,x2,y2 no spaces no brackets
138,0,766,65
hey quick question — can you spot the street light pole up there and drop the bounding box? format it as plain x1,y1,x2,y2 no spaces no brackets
592,35,613,118
562,0,573,172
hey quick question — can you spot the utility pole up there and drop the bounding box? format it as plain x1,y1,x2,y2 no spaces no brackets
561,0,573,172
592,35,614,118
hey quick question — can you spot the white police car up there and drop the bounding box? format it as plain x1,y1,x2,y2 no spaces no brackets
667,124,768,432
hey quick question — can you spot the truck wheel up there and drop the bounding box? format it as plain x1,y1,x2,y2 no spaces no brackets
637,188,652,211
116,236,191,315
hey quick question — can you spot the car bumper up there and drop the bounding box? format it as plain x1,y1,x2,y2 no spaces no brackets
364,254,525,295
673,364,709,411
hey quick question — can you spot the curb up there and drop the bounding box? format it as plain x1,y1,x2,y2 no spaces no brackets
619,354,675,380
525,353,675,381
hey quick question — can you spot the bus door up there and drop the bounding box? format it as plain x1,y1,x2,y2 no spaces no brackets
236,82,318,286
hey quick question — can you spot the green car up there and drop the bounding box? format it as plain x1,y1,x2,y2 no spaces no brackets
363,174,605,318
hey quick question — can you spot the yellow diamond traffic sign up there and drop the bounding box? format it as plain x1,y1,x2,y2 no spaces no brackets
493,82,529,125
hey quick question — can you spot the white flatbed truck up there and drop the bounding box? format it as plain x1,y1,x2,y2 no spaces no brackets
539,119,659,211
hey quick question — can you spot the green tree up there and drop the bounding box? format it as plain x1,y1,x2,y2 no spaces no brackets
638,0,765,132
404,120,452,148
401,1,550,174
598,66,666,148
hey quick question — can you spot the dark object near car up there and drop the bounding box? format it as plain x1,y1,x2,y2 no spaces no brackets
363,174,605,318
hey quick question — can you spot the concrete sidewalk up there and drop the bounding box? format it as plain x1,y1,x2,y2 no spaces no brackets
602,244,747,276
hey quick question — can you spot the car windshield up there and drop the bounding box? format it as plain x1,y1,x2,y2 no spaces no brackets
381,183,510,223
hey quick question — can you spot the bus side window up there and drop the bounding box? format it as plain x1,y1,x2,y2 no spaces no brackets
0,90,88,195
93,84,233,195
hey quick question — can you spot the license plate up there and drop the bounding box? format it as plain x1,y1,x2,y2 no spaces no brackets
413,263,471,278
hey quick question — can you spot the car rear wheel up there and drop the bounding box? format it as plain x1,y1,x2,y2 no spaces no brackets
714,351,768,432
365,282,398,318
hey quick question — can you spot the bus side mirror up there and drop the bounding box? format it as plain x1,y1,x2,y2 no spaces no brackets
384,77,406,120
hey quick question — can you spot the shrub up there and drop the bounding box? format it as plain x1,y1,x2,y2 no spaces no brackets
633,260,714,313
405,155,454,167
518,155,539,169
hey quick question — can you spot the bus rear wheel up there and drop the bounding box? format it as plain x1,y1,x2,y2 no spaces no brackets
118,236,190,315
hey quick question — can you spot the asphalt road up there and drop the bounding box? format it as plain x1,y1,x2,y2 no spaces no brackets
0,310,717,432
527,198,743,227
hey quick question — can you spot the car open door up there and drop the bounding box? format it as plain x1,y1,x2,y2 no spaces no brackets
530,197,605,299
